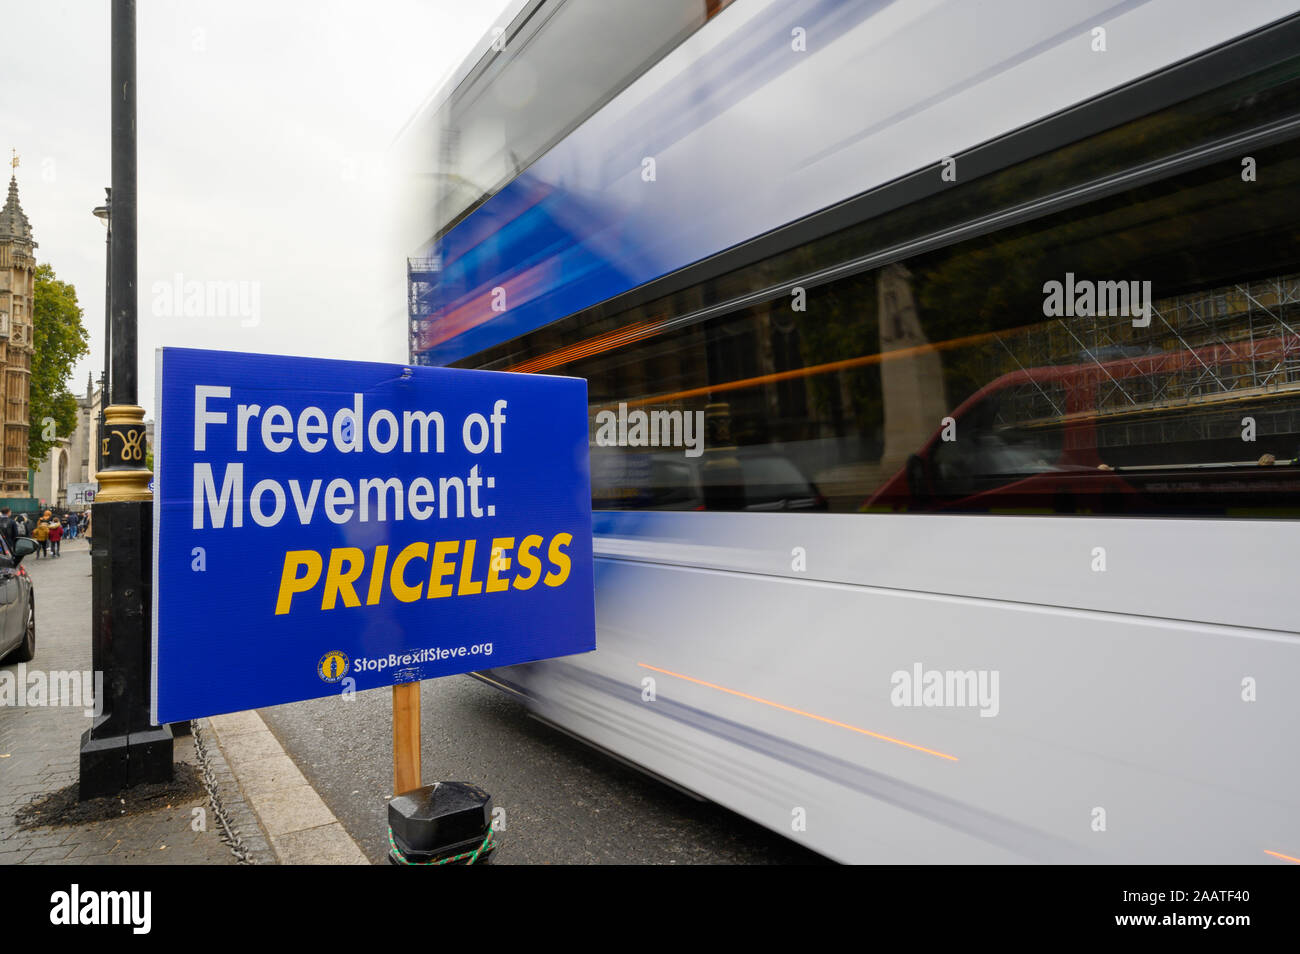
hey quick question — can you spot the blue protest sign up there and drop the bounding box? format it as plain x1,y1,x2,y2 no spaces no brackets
151,348,595,723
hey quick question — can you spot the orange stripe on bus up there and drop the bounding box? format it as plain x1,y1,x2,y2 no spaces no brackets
623,327,1017,408
507,320,663,373
637,662,958,761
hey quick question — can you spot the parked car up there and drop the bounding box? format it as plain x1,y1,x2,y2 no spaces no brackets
0,536,38,663
591,445,828,512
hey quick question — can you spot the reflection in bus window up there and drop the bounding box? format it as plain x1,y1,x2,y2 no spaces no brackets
474,55,1300,518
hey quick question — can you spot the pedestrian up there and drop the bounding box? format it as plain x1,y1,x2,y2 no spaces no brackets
32,518,48,558
49,519,63,558
13,514,25,538
83,511,92,551
64,515,74,540
0,507,15,554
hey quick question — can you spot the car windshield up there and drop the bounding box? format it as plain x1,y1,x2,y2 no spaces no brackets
739,456,816,504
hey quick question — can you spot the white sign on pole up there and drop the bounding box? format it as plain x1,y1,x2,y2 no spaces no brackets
67,482,98,506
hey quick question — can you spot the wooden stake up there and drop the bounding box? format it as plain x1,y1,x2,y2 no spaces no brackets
392,681,421,796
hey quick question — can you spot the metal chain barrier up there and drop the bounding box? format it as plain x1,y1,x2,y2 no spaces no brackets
190,719,255,864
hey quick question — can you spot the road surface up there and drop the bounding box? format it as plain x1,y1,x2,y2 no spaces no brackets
259,674,829,864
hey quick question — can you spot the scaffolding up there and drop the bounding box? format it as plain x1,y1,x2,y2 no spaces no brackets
985,274,1300,451
407,256,442,365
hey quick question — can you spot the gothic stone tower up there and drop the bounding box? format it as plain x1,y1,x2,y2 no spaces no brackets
0,172,36,495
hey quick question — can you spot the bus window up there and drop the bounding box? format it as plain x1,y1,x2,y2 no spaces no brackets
478,53,1300,519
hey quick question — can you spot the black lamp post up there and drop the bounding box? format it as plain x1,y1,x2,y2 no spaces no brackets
91,191,109,476
79,0,173,799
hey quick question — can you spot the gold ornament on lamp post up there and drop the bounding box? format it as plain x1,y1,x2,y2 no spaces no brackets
95,404,151,502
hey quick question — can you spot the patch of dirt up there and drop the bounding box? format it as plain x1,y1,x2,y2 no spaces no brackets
15,762,205,829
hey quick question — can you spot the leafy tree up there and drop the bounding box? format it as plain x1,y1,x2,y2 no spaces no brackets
30,263,90,469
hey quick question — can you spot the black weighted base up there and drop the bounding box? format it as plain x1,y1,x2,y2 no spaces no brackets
78,724,174,800
78,728,127,799
387,782,494,864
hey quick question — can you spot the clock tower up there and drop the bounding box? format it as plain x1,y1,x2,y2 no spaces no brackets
0,158,36,496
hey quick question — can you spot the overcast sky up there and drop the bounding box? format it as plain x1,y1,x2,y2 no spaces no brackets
0,0,514,420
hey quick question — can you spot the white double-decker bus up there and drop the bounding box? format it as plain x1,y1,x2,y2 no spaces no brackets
399,0,1300,863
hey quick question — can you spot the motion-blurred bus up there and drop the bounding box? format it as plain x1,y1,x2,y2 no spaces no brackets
398,0,1300,863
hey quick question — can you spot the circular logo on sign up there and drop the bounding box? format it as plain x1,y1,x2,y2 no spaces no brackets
318,650,349,683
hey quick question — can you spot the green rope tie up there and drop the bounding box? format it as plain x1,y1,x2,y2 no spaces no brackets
387,827,496,865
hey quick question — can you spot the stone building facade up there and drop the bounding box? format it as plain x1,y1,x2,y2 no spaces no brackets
32,373,101,509
0,172,35,496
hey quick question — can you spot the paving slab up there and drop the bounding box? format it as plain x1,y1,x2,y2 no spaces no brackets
0,538,266,865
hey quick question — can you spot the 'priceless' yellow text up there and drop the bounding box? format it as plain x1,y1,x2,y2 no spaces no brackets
274,532,573,614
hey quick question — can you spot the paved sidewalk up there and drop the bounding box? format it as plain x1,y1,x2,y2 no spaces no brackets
1,535,370,865
0,536,268,864
208,710,367,864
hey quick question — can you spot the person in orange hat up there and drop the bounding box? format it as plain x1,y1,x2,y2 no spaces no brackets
32,517,49,558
